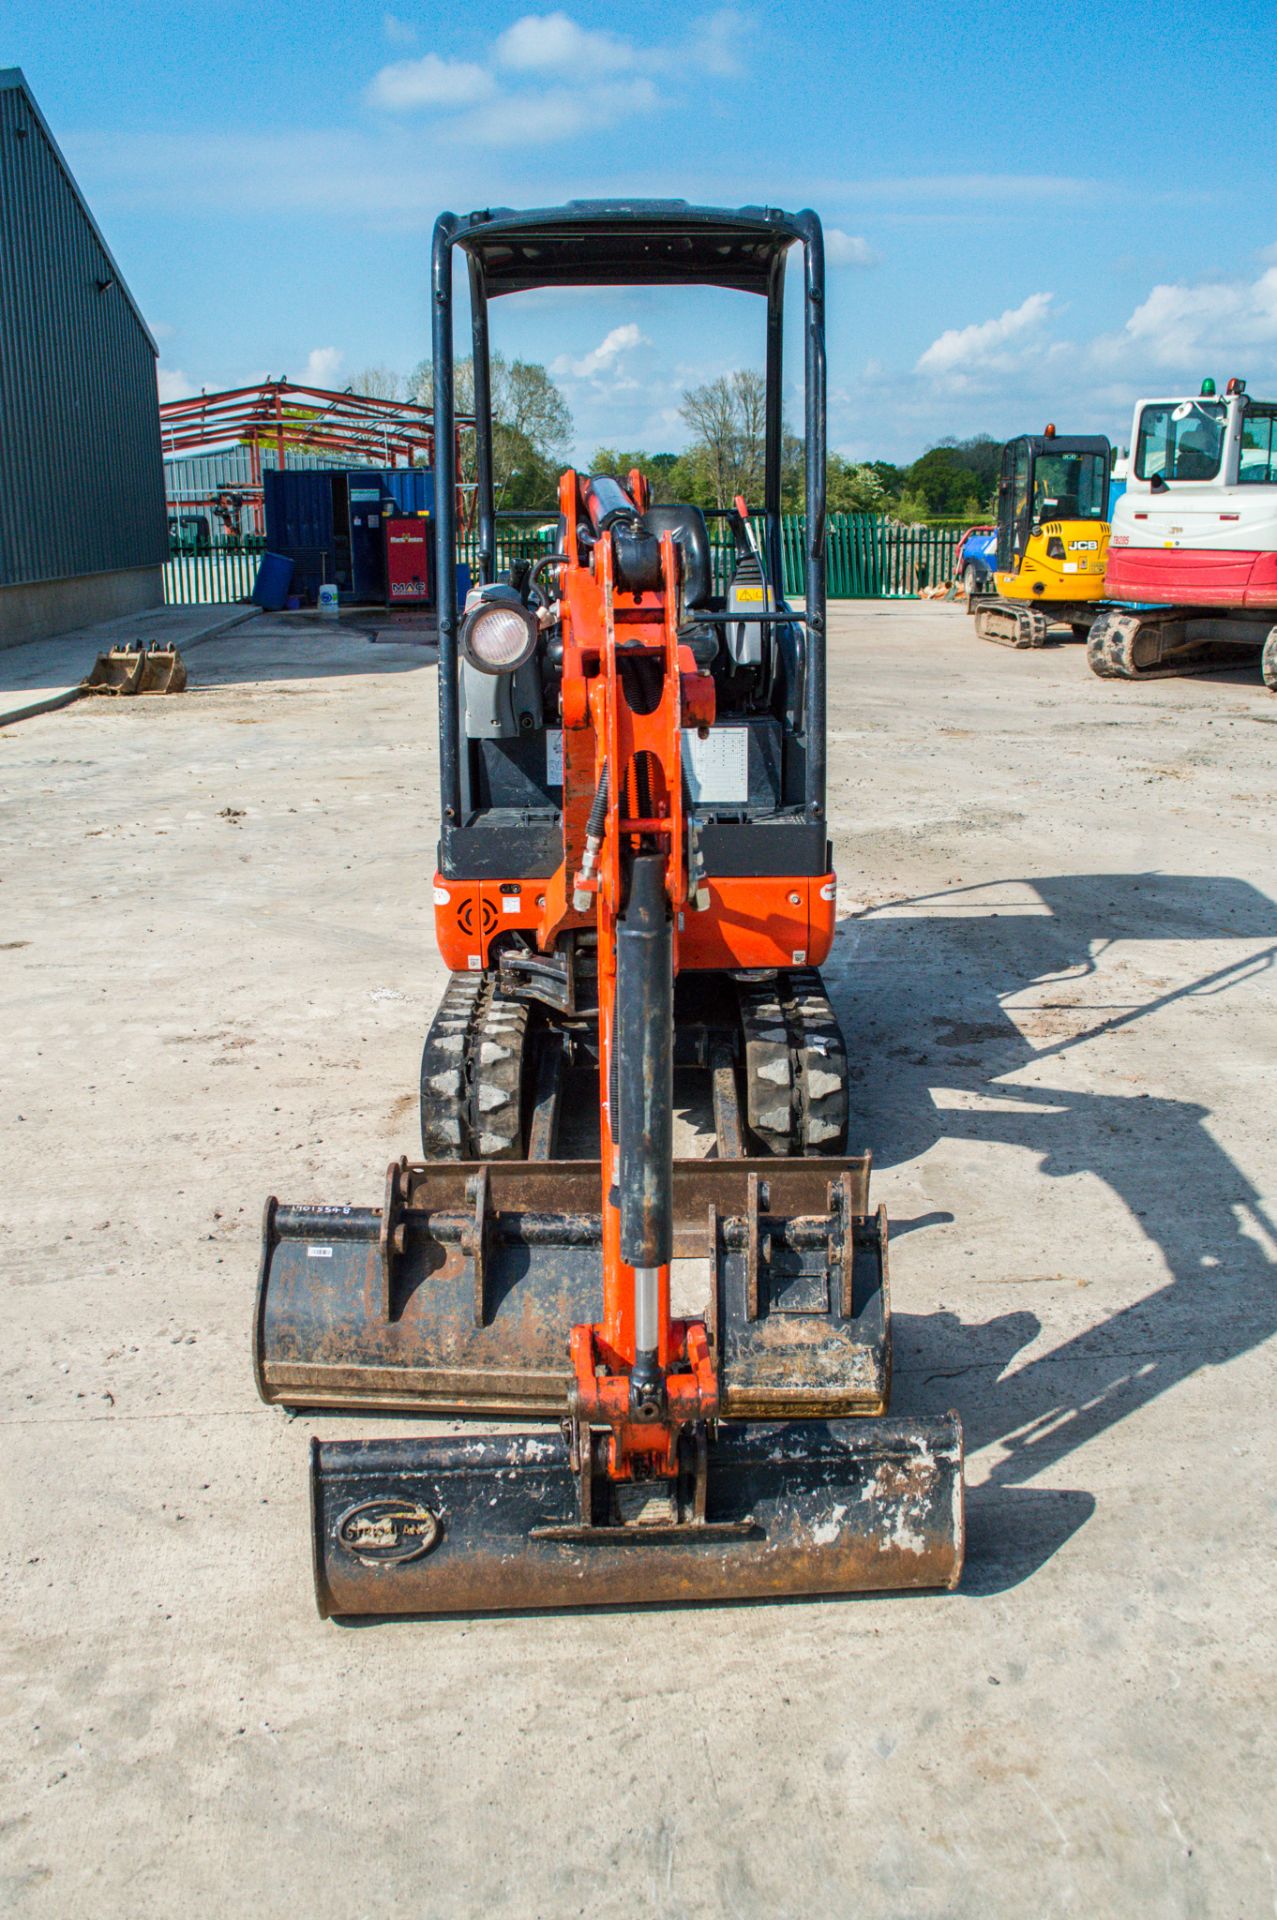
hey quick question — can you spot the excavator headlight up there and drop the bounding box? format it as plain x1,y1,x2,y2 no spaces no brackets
460,590,539,675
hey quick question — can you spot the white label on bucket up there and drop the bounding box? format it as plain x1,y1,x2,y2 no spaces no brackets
307,1246,333,1259
545,729,563,785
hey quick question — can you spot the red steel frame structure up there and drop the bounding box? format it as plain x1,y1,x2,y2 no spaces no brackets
160,379,475,533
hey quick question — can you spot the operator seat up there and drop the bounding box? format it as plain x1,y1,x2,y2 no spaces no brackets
640,503,718,669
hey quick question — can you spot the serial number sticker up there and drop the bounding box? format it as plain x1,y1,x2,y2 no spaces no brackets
545,729,563,785
502,895,521,914
1063,562,1080,572
467,954,482,970
307,1246,334,1259
682,727,748,803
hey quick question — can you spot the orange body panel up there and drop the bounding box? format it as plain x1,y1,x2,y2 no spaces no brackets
433,871,837,975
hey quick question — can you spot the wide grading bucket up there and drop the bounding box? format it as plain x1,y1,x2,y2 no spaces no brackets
310,1415,965,1617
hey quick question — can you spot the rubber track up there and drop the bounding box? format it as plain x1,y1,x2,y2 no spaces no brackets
1264,626,1277,692
974,601,1048,650
419,972,530,1160
1087,609,1247,681
736,969,848,1156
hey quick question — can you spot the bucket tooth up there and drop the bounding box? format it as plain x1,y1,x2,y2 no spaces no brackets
309,1415,965,1617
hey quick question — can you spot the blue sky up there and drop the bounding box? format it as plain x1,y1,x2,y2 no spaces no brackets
12,0,1277,462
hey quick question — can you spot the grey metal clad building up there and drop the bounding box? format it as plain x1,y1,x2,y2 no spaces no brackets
0,67,167,647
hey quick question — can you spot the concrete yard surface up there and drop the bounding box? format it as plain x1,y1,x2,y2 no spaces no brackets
1,602,1274,1916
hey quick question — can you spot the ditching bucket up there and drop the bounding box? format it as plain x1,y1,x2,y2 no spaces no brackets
256,1156,892,1419
310,1416,965,1616
81,644,187,696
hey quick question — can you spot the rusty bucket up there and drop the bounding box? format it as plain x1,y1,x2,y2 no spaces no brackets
309,1415,965,1616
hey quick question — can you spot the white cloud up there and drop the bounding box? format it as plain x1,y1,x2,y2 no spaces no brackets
304,346,343,384
696,8,749,77
382,12,417,44
1109,266,1277,368
917,292,1055,377
496,10,638,72
451,77,662,148
366,52,497,110
157,366,193,402
825,229,877,268
553,322,648,381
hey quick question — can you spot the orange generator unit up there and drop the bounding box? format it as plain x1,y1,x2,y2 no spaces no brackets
254,202,965,1616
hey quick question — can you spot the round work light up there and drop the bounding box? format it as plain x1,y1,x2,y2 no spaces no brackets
459,591,539,675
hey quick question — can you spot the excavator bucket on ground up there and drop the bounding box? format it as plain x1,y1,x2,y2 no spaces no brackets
254,201,966,1616
82,643,187,696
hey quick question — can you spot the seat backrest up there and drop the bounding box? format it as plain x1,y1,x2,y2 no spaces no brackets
641,503,713,608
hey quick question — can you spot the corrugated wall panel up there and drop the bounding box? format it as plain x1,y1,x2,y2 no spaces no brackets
163,446,351,498
0,73,166,587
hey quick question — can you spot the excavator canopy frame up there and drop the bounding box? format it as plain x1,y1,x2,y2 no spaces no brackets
429,199,829,859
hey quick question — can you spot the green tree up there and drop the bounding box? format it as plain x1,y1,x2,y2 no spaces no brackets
410,353,572,508
894,488,930,526
679,369,767,509
826,455,890,514
903,436,1000,516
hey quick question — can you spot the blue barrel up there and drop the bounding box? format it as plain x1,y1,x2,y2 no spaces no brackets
252,551,295,610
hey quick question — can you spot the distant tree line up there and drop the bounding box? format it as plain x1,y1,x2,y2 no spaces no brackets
348,358,1001,523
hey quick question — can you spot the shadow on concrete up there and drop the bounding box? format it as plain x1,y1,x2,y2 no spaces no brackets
824,871,1277,1589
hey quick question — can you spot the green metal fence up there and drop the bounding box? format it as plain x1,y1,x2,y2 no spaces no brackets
163,539,263,606
774,515,963,598
165,516,965,607
458,514,963,601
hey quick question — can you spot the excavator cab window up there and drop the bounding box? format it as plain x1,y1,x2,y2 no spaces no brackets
1135,399,1227,483
1031,452,1107,523
1239,405,1277,485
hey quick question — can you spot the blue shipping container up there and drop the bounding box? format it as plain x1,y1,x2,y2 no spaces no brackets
263,467,435,605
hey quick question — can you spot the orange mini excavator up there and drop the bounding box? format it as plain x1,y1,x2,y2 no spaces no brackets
254,202,965,1616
